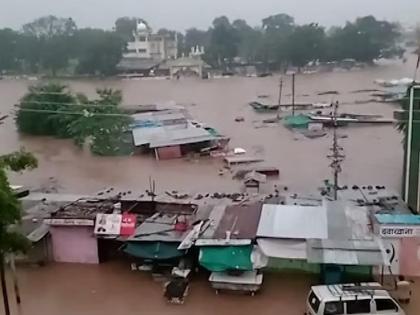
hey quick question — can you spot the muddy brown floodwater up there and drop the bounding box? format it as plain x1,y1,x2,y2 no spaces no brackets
0,56,419,314
3,262,420,315
0,57,416,196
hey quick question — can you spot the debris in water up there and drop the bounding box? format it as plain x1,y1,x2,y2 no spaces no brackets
262,117,279,123
317,90,339,96
350,89,381,93
234,147,246,155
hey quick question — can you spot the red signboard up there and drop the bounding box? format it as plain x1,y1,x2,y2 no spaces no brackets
120,213,137,236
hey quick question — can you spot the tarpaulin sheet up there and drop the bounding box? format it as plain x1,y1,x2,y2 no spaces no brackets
199,245,253,272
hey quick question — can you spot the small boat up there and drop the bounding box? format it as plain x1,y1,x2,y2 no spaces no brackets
309,114,394,125
249,101,280,112
249,101,316,113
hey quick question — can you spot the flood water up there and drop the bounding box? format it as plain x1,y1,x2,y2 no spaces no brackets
0,57,416,195
0,57,419,315
4,262,420,315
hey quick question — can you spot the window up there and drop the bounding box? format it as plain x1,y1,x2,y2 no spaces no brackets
324,301,344,315
137,49,147,53
308,291,321,313
375,299,398,312
139,36,146,42
127,49,136,53
346,300,371,314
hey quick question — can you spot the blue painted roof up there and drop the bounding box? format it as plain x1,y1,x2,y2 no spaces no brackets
375,214,420,225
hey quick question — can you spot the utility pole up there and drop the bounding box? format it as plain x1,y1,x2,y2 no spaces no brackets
1,255,10,315
291,73,295,116
277,77,283,120
327,101,345,200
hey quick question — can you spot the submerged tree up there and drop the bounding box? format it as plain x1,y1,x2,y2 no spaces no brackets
0,150,37,315
16,83,77,137
16,83,133,156
67,88,133,156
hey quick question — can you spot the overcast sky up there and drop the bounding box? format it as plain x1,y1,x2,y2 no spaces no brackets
1,0,419,31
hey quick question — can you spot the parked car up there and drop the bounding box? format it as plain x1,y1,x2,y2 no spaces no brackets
305,282,405,315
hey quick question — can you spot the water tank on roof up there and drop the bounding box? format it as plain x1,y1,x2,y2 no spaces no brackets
137,21,148,32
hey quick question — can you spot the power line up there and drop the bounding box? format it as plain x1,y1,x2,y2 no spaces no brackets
20,100,124,108
327,101,345,201
13,107,420,123
16,108,131,118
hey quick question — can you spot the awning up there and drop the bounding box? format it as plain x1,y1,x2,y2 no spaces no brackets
123,242,185,260
307,239,389,266
199,246,253,272
26,224,49,243
257,238,307,260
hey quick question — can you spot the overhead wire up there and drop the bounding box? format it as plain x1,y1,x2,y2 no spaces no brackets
19,100,129,108
15,108,131,118
14,107,420,123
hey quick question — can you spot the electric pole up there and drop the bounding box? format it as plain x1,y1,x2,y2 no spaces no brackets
291,73,295,116
277,77,283,120
327,101,345,200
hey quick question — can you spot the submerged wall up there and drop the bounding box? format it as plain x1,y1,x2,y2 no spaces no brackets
50,226,99,264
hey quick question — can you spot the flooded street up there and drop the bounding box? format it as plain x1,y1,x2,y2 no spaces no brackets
0,57,415,195
0,57,418,315
2,262,419,315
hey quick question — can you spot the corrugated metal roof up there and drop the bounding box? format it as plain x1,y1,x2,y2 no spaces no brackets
132,113,217,148
150,132,216,148
117,58,160,71
307,239,388,266
198,205,226,240
375,214,420,225
132,127,164,146
131,110,188,128
244,171,267,183
148,126,215,148
197,203,262,243
223,156,264,165
257,238,307,259
126,214,191,242
257,204,328,239
26,224,49,242
213,203,263,240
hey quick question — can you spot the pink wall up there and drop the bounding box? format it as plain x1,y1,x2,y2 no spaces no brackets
50,226,99,264
157,145,182,160
400,237,420,276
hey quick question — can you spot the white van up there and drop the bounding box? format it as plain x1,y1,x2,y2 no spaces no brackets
306,283,405,315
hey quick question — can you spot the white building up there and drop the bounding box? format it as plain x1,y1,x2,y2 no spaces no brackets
124,21,177,61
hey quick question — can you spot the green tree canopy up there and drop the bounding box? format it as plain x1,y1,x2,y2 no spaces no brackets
22,15,76,38
287,23,327,67
74,29,126,76
16,83,133,156
0,149,37,315
0,29,20,72
206,16,239,66
327,16,402,62
22,15,77,76
115,17,147,41
16,83,77,136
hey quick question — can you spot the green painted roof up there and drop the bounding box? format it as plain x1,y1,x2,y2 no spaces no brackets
123,242,185,260
199,245,253,272
283,114,310,128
